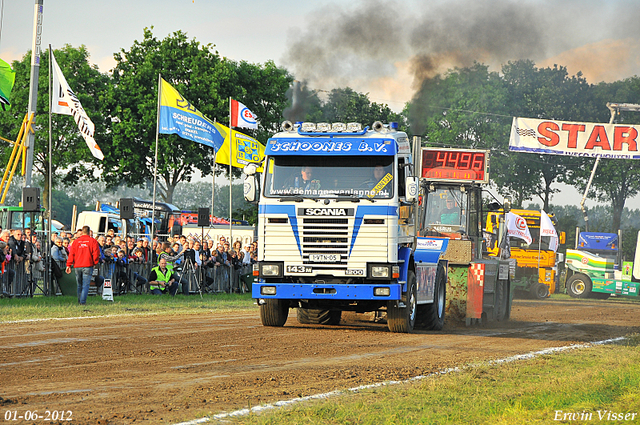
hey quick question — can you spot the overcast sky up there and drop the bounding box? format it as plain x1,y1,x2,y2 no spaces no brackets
0,0,639,208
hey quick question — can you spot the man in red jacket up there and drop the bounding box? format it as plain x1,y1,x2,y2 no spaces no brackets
66,226,100,305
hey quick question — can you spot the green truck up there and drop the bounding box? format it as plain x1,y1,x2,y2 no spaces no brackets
565,230,640,299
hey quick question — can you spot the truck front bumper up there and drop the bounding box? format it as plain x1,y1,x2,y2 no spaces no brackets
252,282,402,300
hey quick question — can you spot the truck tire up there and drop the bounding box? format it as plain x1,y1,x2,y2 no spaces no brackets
297,308,342,325
566,274,592,299
530,282,549,300
260,299,289,327
495,279,510,321
387,271,417,333
419,264,446,330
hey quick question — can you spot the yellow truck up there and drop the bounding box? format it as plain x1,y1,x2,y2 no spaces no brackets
485,209,565,299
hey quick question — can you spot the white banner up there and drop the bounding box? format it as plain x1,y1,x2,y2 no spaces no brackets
540,209,559,252
51,52,104,160
506,211,532,245
509,117,640,159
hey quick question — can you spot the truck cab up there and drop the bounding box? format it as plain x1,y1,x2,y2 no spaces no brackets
246,121,432,332
565,230,640,299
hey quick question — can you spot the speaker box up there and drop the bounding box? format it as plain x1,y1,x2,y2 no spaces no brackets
22,187,41,212
120,198,135,220
197,208,210,227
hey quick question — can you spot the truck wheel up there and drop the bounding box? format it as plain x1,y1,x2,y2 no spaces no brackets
260,299,289,327
420,264,446,330
530,282,550,300
566,274,592,299
495,279,510,321
387,271,417,333
297,308,342,325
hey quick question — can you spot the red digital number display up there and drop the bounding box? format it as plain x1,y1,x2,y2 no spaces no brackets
421,149,488,182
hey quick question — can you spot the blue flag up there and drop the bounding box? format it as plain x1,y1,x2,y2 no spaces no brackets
158,78,225,150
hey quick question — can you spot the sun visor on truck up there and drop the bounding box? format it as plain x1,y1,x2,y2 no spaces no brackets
265,138,398,156
578,232,619,251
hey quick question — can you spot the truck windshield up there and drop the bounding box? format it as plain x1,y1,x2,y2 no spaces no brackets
264,156,394,199
423,187,467,234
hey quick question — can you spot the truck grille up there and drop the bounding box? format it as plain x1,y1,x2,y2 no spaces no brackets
302,218,349,269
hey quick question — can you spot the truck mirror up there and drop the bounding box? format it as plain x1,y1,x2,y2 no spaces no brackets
244,175,257,202
487,201,501,212
405,177,418,203
559,231,566,245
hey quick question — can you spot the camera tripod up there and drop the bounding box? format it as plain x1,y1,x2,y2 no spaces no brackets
180,257,202,298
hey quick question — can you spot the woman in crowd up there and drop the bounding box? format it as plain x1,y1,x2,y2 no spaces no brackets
51,237,68,263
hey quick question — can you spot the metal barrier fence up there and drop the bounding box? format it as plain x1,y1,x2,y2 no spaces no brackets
44,258,251,297
1,255,251,298
1,258,50,297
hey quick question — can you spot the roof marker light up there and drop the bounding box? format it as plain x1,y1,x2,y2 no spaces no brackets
347,122,362,132
317,122,331,132
301,122,316,132
332,122,346,132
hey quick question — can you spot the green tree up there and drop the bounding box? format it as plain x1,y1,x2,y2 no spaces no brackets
406,63,515,198
230,60,294,142
104,28,234,203
495,60,595,209
51,188,90,228
320,87,405,129
0,45,110,208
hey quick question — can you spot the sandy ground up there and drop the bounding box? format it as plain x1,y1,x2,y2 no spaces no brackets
1,297,639,424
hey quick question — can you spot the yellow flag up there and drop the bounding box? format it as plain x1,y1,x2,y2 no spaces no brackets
214,123,265,171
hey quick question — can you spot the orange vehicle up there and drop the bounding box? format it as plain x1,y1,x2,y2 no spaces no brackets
485,209,565,299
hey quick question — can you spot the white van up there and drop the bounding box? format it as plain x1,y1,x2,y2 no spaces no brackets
74,211,128,236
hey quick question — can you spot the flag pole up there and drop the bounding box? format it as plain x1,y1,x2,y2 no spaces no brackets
212,119,217,220
47,45,53,295
151,75,161,245
211,151,216,217
228,97,233,246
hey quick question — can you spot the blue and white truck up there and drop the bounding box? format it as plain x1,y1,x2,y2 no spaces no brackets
244,121,512,332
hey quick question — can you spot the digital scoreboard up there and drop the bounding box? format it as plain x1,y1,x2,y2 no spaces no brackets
420,148,489,184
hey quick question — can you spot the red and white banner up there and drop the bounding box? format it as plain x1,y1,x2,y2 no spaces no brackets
505,211,532,245
509,117,640,159
230,99,258,129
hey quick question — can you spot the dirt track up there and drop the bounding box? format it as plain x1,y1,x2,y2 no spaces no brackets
1,298,639,424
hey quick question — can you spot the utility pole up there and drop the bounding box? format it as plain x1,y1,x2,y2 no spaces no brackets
24,0,44,187
580,102,640,230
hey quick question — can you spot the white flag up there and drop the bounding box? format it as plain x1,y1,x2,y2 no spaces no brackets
51,52,104,160
230,98,258,129
540,209,559,252
505,211,532,245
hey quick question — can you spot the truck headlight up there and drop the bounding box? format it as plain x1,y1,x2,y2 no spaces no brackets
371,266,389,278
260,263,283,278
368,264,391,279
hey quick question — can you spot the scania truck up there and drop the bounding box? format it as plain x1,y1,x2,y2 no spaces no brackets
244,121,512,332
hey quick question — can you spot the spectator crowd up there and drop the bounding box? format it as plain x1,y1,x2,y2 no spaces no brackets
0,224,258,298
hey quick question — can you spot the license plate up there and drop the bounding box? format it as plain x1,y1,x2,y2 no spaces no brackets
309,254,340,262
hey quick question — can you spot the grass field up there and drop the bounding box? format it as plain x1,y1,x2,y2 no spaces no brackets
224,335,640,425
0,293,256,322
